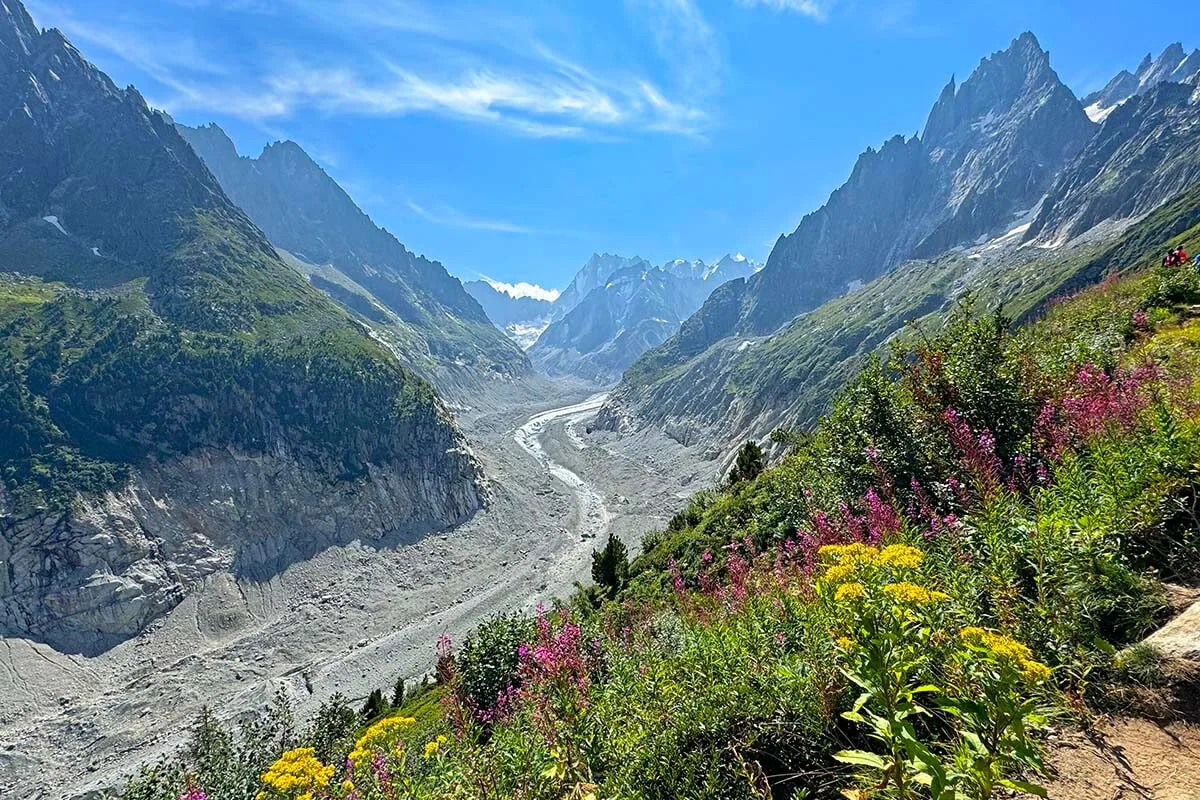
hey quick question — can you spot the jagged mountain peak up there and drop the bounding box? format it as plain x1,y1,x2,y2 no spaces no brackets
608,27,1091,401
1084,41,1200,122
922,31,1060,145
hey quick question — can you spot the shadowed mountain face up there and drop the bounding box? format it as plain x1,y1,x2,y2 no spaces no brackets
177,123,530,380
0,0,481,652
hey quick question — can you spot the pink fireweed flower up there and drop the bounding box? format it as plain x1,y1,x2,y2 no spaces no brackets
864,487,901,542
838,502,867,542
668,558,686,596
941,408,1002,491
1062,363,1153,440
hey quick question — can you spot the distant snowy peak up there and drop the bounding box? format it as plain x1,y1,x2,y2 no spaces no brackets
1083,42,1200,122
663,258,707,281
705,253,760,283
663,253,761,283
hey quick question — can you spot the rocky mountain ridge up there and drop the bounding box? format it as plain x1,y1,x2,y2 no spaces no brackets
1083,42,1200,122
615,32,1093,396
0,0,483,653
1029,75,1200,244
177,122,530,394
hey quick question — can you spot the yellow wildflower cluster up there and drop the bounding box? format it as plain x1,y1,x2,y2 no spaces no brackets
818,543,877,563
824,561,858,585
259,747,335,799
960,627,1053,682
835,582,866,602
835,636,855,651
819,543,925,586
423,734,449,760
882,582,950,605
876,544,924,569
349,715,416,765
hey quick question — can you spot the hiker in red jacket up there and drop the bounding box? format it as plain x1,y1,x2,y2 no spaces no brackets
1177,246,1190,265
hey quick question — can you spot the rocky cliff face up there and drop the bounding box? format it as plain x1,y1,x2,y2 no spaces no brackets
1,432,480,655
0,0,484,652
1028,79,1200,244
177,123,530,384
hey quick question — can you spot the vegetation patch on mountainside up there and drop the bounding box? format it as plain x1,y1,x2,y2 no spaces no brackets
115,216,1200,799
0,258,444,515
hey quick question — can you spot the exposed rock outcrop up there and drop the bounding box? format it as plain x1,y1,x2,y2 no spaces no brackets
1028,80,1200,244
1,439,482,655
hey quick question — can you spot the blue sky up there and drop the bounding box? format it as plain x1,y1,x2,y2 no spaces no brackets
23,0,1194,292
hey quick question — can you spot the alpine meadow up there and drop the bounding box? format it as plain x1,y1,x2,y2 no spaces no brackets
2,1,1200,798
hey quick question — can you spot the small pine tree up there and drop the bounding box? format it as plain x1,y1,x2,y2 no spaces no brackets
360,688,388,722
728,440,765,485
391,677,406,708
591,533,629,599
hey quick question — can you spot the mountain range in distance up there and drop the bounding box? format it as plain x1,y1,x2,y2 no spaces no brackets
465,252,759,382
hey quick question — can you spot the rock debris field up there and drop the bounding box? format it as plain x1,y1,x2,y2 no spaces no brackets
0,382,718,799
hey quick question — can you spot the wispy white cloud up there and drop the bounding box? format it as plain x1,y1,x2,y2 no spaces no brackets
737,0,834,21
406,200,535,235
479,276,561,302
27,0,708,139
625,0,721,100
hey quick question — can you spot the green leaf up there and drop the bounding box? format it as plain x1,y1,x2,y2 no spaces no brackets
833,750,888,770
999,777,1048,797
960,731,987,755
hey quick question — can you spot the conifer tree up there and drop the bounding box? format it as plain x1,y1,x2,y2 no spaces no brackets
728,440,765,485
360,688,388,722
591,533,629,599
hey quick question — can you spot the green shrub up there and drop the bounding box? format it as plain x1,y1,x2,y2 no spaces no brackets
456,613,534,715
